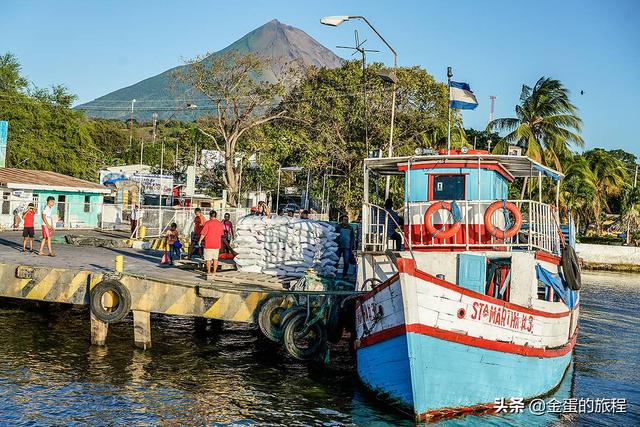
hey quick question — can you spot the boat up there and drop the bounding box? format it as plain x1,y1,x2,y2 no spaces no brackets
355,149,581,421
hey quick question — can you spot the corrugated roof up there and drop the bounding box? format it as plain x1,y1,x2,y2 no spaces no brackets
0,168,109,192
365,154,564,180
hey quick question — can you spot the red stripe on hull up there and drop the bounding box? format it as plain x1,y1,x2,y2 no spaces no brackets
357,322,578,358
395,257,573,319
535,250,562,265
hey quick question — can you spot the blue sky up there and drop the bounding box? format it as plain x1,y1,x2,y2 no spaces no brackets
2,0,639,157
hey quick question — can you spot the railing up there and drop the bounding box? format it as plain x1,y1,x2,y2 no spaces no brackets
362,200,562,256
361,203,408,253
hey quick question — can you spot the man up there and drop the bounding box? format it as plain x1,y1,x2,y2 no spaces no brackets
188,207,206,259
21,203,36,254
383,198,403,251
335,215,355,276
39,196,56,257
130,204,141,238
198,210,225,274
221,212,235,254
300,210,309,219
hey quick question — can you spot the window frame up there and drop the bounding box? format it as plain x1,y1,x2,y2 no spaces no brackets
428,173,467,201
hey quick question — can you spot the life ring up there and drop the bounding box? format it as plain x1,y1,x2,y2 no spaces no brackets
561,246,582,290
484,201,522,239
424,202,462,240
90,279,131,323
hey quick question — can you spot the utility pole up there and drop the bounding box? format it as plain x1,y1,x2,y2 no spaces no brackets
447,66,453,154
627,164,639,245
488,95,496,125
129,99,136,149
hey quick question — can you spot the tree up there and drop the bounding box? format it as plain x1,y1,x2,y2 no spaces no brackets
488,77,583,171
0,53,28,93
565,149,629,234
174,51,290,206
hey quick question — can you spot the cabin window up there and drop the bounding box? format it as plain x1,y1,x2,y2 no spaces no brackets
1,192,10,215
57,195,66,222
485,258,511,302
430,175,465,200
84,195,91,213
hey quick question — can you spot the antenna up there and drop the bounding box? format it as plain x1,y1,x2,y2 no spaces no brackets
336,30,379,153
489,95,496,124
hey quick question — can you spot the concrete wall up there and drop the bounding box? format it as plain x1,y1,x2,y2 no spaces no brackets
576,243,640,266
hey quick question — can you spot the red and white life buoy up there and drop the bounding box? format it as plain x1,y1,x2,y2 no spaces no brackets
484,201,522,239
424,202,462,240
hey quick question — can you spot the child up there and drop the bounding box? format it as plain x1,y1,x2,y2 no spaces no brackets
38,196,56,257
165,223,181,265
22,203,36,254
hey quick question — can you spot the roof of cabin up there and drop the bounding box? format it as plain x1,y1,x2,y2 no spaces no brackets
0,168,111,193
364,154,564,180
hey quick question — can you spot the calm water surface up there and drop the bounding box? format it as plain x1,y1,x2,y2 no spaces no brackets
0,271,637,426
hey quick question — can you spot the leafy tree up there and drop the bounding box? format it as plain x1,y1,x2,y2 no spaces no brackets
488,77,583,171
566,149,628,234
0,53,28,93
174,51,290,206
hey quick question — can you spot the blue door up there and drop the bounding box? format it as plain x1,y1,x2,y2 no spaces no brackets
457,253,486,293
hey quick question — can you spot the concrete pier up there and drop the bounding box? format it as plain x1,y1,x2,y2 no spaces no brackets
0,231,292,348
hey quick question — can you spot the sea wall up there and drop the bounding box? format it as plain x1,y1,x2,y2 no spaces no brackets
576,243,640,271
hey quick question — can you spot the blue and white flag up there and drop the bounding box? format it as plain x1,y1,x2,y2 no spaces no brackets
449,81,478,110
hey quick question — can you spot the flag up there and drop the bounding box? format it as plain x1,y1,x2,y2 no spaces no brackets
449,81,478,110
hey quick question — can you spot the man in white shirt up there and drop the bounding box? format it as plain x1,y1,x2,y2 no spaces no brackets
38,196,56,257
130,204,142,237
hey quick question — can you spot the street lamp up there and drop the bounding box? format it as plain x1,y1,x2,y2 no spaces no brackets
321,15,398,198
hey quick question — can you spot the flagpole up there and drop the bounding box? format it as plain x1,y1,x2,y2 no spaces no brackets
447,66,453,154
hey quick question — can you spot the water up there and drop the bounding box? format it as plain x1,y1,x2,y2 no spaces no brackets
0,271,637,426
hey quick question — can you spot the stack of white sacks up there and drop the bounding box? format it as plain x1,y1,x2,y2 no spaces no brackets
233,215,340,277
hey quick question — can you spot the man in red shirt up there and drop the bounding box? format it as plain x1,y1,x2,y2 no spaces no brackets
198,210,225,274
188,207,206,260
21,203,36,254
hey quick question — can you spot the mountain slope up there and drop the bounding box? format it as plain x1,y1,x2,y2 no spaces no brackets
76,19,343,121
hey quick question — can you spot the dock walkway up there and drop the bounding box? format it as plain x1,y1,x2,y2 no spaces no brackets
0,231,291,348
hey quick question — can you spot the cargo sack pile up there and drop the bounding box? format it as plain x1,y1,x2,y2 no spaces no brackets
233,215,340,277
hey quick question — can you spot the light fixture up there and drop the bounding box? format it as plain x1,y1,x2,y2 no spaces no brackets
320,16,350,26
460,146,469,154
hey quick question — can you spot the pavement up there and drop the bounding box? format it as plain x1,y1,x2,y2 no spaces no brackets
0,230,250,288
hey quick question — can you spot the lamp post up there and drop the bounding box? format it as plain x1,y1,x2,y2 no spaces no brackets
129,99,136,149
321,15,398,199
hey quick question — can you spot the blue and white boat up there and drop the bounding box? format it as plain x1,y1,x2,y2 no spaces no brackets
355,149,580,421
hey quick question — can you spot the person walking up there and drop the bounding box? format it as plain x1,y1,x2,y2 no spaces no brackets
130,204,141,238
188,207,206,259
38,196,56,257
165,222,181,265
198,210,225,274
221,212,235,254
21,203,36,254
335,215,356,277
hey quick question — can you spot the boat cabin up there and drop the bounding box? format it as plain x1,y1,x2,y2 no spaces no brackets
362,149,567,256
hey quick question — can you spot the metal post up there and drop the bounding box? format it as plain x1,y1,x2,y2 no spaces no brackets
275,167,282,215
159,140,164,234
129,99,136,149
447,67,453,154
304,169,311,210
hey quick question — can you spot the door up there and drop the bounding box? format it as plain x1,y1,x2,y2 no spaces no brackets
431,175,465,200
57,195,67,227
457,253,486,293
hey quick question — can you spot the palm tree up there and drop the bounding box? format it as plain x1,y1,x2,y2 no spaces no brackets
487,77,583,171
566,149,629,234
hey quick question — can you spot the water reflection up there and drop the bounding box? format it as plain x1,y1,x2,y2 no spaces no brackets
0,271,637,426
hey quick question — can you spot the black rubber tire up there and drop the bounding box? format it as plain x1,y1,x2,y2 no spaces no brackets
258,296,288,342
561,246,582,290
326,297,344,344
90,280,131,323
283,311,327,361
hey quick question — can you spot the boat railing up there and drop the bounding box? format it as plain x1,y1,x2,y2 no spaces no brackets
361,200,562,256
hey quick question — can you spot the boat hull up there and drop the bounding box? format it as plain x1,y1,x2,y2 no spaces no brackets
355,254,578,420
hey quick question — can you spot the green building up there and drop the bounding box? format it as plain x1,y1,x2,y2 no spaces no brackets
0,168,110,229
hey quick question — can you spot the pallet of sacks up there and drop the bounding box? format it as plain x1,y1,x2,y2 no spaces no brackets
232,215,340,278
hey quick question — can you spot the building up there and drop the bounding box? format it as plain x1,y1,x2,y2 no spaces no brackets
0,168,110,229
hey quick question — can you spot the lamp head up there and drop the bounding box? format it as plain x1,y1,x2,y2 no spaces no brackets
320,16,350,26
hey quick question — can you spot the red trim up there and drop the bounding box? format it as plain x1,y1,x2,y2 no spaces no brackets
398,162,514,182
396,257,571,319
418,403,496,422
535,251,562,265
357,322,578,358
